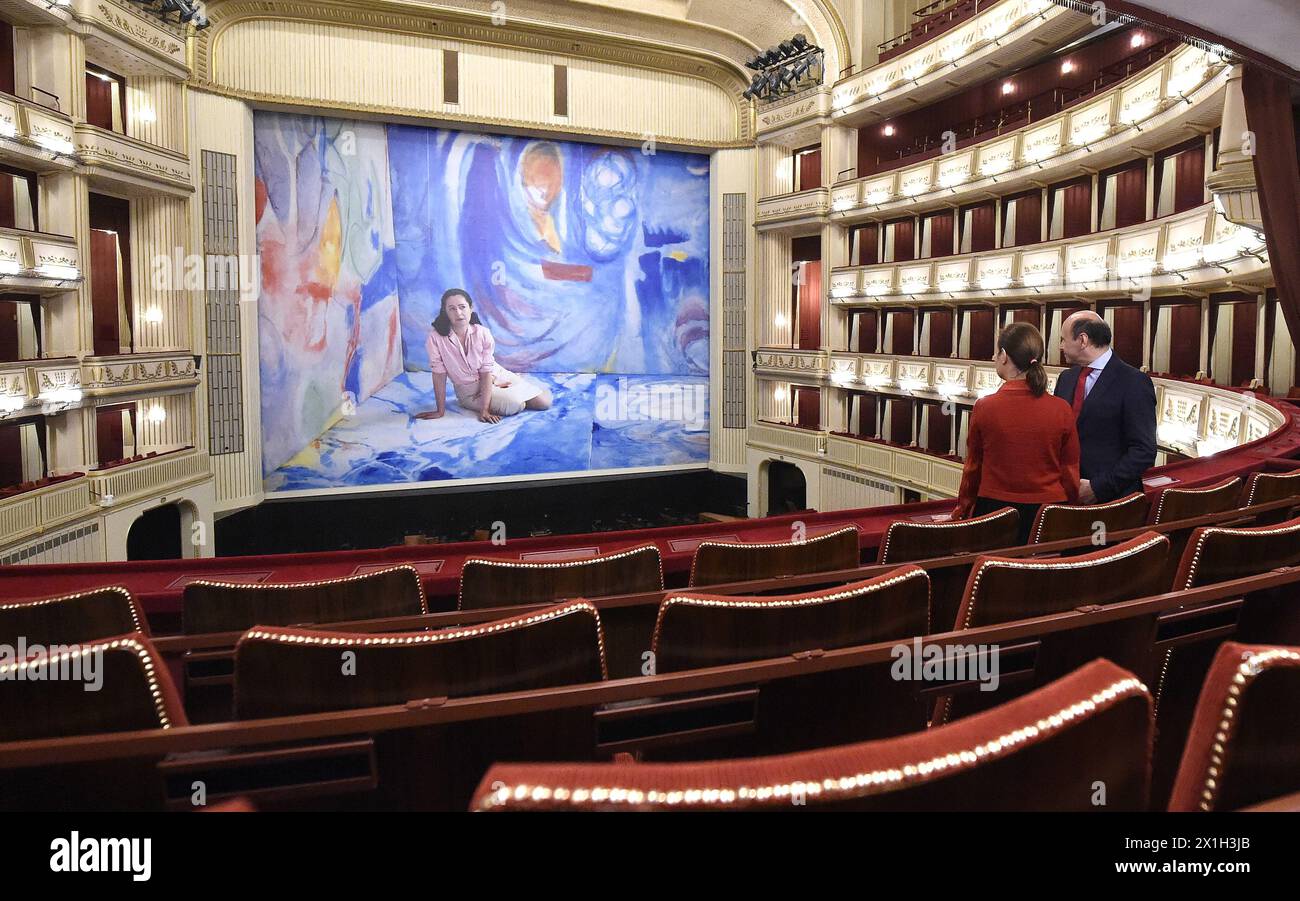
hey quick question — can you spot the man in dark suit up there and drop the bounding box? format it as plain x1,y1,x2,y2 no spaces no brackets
1054,311,1157,503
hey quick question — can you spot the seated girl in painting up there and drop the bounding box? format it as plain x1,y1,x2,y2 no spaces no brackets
415,288,552,424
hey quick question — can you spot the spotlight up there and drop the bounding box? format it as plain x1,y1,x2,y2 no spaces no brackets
791,34,810,51
779,40,797,57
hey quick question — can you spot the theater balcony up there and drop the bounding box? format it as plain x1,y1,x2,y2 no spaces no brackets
754,87,832,147
86,445,210,509
831,0,1092,125
0,470,92,549
756,187,831,231
0,228,81,292
74,124,192,197
80,351,199,401
830,44,1228,225
0,95,78,173
68,0,189,81
828,203,1271,306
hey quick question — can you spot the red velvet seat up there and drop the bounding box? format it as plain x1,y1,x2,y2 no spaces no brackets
1029,493,1149,545
650,565,930,672
1243,469,1300,525
952,531,1171,632
234,600,608,719
0,632,186,742
471,659,1153,811
1152,477,1243,525
0,586,148,645
876,507,1019,563
1171,514,1300,590
458,544,662,610
1169,642,1300,811
688,526,860,587
183,564,427,634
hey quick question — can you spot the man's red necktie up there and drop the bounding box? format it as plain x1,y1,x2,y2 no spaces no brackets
1072,367,1095,417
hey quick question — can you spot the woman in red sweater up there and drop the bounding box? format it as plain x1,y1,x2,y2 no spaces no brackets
955,322,1080,545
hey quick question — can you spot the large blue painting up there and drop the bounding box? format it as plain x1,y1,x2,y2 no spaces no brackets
254,112,710,492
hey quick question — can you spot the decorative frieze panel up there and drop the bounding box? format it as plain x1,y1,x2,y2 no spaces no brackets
756,89,831,143
74,124,193,195
73,0,189,77
753,348,829,379
755,187,830,229
81,353,199,395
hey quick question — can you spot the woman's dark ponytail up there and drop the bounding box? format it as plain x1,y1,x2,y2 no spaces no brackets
998,322,1048,397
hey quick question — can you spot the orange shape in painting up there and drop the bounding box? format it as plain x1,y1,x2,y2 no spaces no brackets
315,194,343,290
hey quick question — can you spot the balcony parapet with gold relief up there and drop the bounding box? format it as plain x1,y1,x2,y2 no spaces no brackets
0,357,84,419
755,187,829,231
830,45,1227,224
71,0,189,79
81,351,199,397
0,95,78,172
753,348,829,382
824,432,964,498
755,88,832,147
74,124,193,196
830,203,1269,306
831,0,1087,126
0,228,81,293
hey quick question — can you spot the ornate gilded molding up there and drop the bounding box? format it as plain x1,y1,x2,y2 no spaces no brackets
74,124,193,194
81,353,198,394
191,0,754,146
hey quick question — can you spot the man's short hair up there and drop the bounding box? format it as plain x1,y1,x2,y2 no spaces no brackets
1070,317,1112,348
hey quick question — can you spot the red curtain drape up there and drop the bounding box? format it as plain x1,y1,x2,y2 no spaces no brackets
1061,178,1092,238
1231,300,1257,387
0,302,18,362
1113,162,1147,228
89,229,123,356
1109,305,1144,368
796,387,821,430
888,218,915,262
0,21,14,96
924,211,954,258
1011,307,1042,331
1173,143,1206,214
856,309,878,353
1243,66,1300,383
798,148,822,191
890,398,914,445
889,309,914,355
926,308,953,357
1168,304,1201,378
852,224,879,266
926,403,952,455
856,393,879,438
85,73,114,131
0,423,22,488
966,308,995,360
95,404,132,465
0,173,13,231
1011,192,1042,247
798,260,821,350
968,203,996,252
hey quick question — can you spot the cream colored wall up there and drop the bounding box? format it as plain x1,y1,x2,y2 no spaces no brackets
207,19,744,146
187,90,263,516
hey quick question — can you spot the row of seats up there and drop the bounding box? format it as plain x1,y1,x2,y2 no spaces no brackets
3,469,1293,645
471,645,1300,812
6,513,1299,730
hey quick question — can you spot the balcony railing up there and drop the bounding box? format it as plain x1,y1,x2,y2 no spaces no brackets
0,227,81,292
828,203,1268,304
831,44,1227,221
755,187,830,229
81,352,199,397
878,0,986,63
74,0,189,78
0,475,93,547
74,124,193,195
756,351,1289,462
0,357,84,419
0,95,77,171
88,447,211,507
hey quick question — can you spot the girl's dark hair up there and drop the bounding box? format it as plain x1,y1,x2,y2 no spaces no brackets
432,288,481,336
998,321,1047,397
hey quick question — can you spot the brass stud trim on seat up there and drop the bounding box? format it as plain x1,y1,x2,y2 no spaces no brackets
1195,648,1300,812
688,526,859,585
475,676,1149,810
651,566,931,654
0,586,143,635
1030,494,1145,544
880,508,1017,563
0,636,175,730
457,544,663,611
188,564,430,615
1154,478,1242,525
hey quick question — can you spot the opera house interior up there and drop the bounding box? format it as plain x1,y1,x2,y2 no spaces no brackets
2,0,1300,839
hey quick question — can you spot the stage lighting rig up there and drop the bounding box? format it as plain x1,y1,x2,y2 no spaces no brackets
124,0,211,30
741,33,823,103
